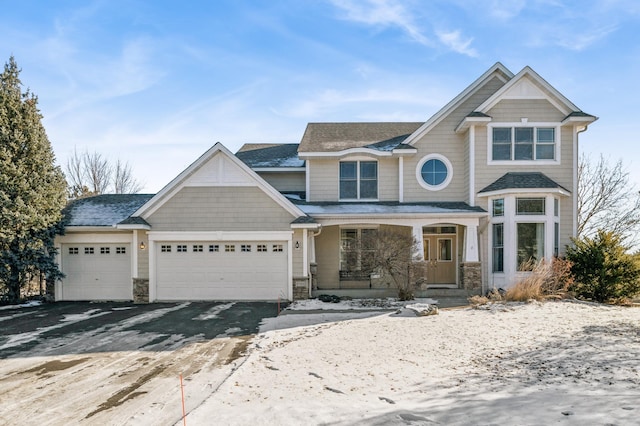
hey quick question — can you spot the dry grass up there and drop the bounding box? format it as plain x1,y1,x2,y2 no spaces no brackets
504,258,574,302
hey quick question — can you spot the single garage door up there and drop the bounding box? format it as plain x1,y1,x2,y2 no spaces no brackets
60,244,132,300
155,241,288,300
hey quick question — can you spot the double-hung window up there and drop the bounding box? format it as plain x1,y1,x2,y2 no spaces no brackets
340,228,378,276
339,161,377,200
492,127,556,161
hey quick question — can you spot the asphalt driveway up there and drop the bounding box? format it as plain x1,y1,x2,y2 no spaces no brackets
0,301,282,425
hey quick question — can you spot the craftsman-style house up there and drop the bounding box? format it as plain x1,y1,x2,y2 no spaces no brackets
56,63,596,301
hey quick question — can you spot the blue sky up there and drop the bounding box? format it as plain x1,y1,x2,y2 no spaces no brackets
1,0,639,192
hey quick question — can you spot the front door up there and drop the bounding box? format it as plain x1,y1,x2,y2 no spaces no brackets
423,231,457,286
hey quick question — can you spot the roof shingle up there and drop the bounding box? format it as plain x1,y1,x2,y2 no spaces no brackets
478,172,569,193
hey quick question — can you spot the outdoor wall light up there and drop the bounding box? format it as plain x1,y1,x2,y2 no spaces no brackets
295,241,300,249
139,242,146,250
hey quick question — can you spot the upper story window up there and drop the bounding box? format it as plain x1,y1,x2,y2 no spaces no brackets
492,126,556,161
416,154,453,191
339,161,377,200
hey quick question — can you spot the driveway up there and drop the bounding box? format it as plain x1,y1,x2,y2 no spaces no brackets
0,301,281,425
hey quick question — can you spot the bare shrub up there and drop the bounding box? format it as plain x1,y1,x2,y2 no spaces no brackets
468,295,489,307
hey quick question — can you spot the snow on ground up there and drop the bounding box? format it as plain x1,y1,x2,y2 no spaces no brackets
185,301,640,425
283,297,438,311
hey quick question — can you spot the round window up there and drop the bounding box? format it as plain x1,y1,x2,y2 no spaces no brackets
416,154,452,191
421,159,448,186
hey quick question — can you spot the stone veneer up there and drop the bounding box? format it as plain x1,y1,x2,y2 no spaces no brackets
293,277,310,300
460,262,482,290
133,278,149,303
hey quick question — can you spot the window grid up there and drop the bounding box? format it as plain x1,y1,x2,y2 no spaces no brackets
68,247,79,255
225,244,235,252
193,245,203,252
209,244,219,252
100,247,110,254
177,245,187,253
161,245,171,253
84,247,94,255
257,244,267,252
116,247,126,254
272,244,283,252
492,127,555,161
241,244,251,252
339,161,378,200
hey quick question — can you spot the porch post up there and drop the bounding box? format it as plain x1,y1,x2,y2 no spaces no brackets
412,224,424,260
464,224,479,262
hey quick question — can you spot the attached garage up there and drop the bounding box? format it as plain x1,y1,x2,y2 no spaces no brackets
59,243,132,301
153,240,289,301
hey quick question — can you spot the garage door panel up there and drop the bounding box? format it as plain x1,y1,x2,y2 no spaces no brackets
155,241,288,301
61,244,132,301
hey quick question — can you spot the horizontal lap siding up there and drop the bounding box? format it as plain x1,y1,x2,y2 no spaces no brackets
258,171,305,192
309,159,338,201
148,186,295,231
315,225,339,288
487,99,566,122
403,76,506,203
136,229,149,279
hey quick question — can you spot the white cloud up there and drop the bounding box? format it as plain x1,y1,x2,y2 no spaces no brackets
329,0,433,47
435,29,478,57
487,0,527,20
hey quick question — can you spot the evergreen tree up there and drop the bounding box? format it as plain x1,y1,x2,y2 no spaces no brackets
0,56,67,303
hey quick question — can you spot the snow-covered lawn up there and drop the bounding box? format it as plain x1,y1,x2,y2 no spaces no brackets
185,301,640,425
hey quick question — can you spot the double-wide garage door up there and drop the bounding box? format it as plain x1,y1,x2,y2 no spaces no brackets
60,244,132,300
155,241,288,301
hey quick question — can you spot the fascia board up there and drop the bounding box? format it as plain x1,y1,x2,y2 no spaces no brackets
404,62,513,146
477,188,571,198
298,148,393,158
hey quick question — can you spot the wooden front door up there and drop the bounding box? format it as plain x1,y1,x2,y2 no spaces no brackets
423,233,457,286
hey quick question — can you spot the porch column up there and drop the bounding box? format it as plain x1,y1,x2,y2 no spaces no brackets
464,224,479,262
412,225,424,261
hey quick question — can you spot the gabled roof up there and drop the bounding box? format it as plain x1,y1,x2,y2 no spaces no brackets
478,172,569,195
236,143,304,168
404,62,513,145
63,194,154,227
297,122,422,154
133,142,307,219
474,66,596,121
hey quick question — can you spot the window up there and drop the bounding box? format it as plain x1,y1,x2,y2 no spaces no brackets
340,228,378,273
492,127,556,161
517,223,545,270
272,244,283,252
257,244,267,252
421,159,447,186
225,244,235,252
416,154,452,190
100,247,110,254
339,161,377,199
209,244,219,252
177,245,187,253
554,198,559,217
193,245,203,252
241,244,251,252
84,247,94,255
68,247,79,255
554,222,559,257
492,223,504,272
492,199,504,217
516,198,545,215
161,245,171,253
438,239,452,261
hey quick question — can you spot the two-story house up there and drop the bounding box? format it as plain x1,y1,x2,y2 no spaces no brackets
55,63,595,302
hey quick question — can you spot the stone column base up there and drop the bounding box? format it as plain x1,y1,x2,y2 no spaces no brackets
292,277,310,300
460,262,482,290
133,278,149,303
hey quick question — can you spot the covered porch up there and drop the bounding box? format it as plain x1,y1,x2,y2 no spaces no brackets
305,216,484,298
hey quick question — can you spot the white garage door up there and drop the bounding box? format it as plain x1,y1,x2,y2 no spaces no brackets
155,241,288,301
60,244,132,300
